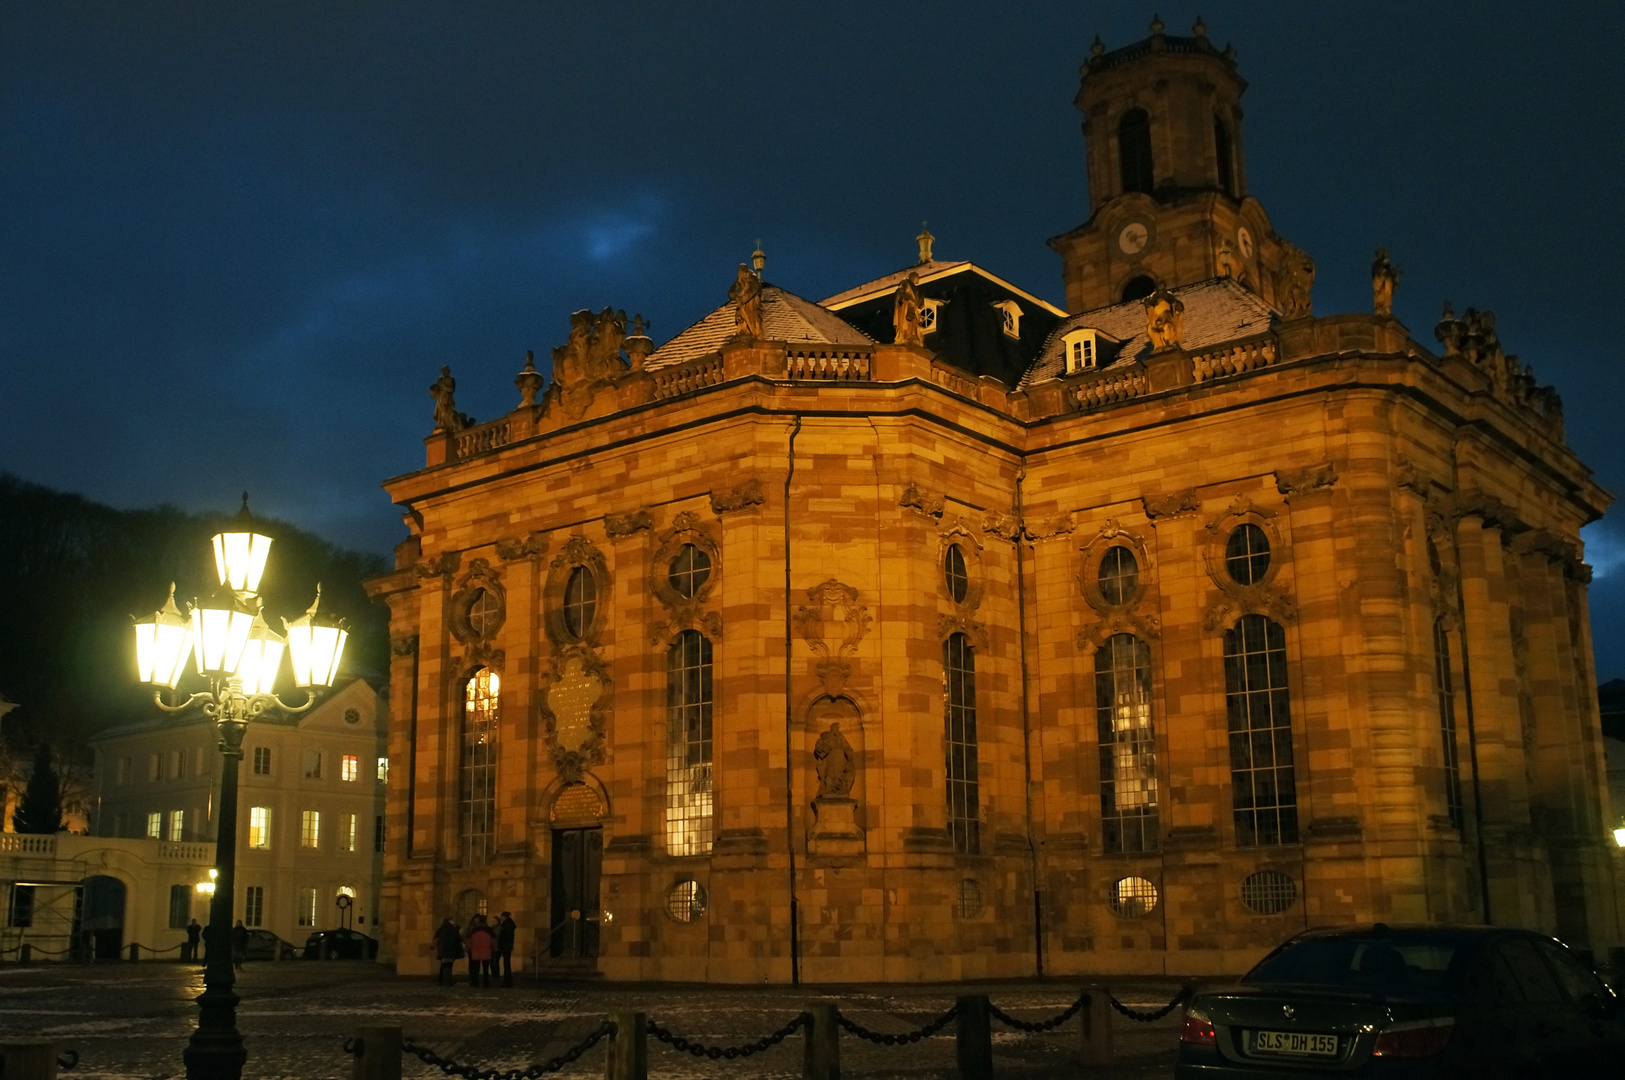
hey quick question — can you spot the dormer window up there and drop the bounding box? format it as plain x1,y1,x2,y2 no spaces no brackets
920,298,944,335
993,300,1023,339
1062,327,1114,375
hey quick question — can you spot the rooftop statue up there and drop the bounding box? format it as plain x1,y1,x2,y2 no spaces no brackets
430,365,469,433
548,307,627,420
1372,247,1399,316
729,264,763,340
1143,286,1185,350
1275,241,1315,318
893,272,924,347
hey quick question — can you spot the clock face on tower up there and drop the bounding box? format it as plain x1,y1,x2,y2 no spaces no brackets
1237,227,1254,260
1116,218,1154,257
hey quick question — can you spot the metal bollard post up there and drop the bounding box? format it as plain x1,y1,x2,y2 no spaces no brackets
19,943,31,965
955,995,993,1080
0,1039,59,1080
803,1001,840,1080
1080,987,1113,1068
352,1025,402,1080
605,1011,647,1080
128,942,140,962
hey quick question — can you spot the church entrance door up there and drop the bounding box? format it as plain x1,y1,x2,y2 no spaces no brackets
549,827,601,958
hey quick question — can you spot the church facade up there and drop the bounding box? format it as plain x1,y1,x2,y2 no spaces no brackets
365,21,1622,981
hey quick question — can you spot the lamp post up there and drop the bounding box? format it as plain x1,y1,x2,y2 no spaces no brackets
133,499,346,1080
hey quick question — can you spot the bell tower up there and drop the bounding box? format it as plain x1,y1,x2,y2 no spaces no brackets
1049,17,1310,316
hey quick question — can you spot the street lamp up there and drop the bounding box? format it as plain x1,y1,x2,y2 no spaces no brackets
133,498,346,1080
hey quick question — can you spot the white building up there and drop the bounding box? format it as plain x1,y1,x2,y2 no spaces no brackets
91,678,387,951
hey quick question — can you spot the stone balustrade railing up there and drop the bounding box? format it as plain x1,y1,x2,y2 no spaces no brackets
0,835,56,855
786,349,871,381
1075,368,1148,411
455,419,510,459
651,354,726,400
1193,338,1277,382
157,842,214,862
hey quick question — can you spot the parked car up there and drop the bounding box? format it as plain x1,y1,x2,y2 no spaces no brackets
241,929,298,961
303,927,379,960
1176,924,1624,1078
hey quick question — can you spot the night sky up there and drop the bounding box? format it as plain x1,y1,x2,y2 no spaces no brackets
4,3,1623,675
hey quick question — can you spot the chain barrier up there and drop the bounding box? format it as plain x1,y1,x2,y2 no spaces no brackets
395,1021,613,1079
1106,985,1192,1022
837,1002,960,1045
988,988,1091,1033
646,1012,808,1061
57,1050,79,1070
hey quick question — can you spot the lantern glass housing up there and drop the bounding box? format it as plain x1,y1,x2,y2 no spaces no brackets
284,587,348,689
191,589,257,678
212,530,273,593
235,614,286,696
134,583,194,689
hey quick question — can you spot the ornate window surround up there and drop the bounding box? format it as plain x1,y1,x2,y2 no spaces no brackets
448,558,506,651
543,535,609,649
649,511,722,644
1201,495,1296,631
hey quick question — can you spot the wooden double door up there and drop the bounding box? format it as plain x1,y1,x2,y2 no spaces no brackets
548,827,602,958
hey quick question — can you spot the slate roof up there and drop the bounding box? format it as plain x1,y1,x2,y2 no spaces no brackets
1020,277,1276,387
644,284,872,369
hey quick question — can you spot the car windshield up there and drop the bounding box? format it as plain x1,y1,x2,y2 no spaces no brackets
1244,933,1471,994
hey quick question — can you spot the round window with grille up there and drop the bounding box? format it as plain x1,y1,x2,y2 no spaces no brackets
956,879,982,919
1109,876,1159,917
668,544,712,599
1097,545,1140,605
1225,524,1271,585
1240,870,1297,915
666,879,707,923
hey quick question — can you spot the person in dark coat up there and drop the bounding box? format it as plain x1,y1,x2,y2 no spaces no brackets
496,912,517,987
230,920,249,971
432,917,462,985
185,918,202,963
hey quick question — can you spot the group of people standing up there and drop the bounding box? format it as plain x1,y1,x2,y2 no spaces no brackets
433,911,516,987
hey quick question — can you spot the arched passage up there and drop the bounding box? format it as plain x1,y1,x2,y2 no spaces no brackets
78,876,125,960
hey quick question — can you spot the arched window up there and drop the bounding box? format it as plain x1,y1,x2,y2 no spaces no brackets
1096,634,1157,853
461,668,499,863
1222,615,1298,845
944,632,980,854
1120,275,1156,304
1214,116,1234,195
666,630,714,856
1434,619,1464,830
1118,109,1154,195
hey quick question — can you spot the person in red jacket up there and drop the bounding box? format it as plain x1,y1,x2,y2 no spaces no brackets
464,914,497,987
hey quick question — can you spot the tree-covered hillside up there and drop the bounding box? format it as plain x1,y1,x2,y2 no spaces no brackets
0,473,390,753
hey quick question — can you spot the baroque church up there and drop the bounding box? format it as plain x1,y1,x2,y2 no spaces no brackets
365,20,1622,981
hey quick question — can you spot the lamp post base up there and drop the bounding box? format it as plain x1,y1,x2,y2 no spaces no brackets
182,986,246,1080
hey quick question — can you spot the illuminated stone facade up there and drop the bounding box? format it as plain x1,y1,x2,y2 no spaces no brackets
366,24,1622,980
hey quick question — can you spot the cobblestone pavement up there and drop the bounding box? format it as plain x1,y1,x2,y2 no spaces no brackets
0,960,1194,1078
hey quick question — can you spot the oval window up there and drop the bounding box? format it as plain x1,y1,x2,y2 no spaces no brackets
668,543,712,599
562,565,597,639
944,544,968,603
466,587,502,638
1225,523,1271,585
1097,546,1140,605
1109,876,1159,918
666,879,707,923
1240,870,1297,915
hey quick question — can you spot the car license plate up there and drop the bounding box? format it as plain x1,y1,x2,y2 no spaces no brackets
1254,1030,1338,1057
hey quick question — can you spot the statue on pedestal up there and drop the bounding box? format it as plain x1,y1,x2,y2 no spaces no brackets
1372,248,1399,316
430,366,468,433
893,272,924,346
729,264,763,340
1143,287,1185,350
814,722,855,799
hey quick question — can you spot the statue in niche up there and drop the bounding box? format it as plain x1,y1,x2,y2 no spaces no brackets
1274,241,1315,318
729,264,763,339
892,272,924,346
1215,239,1239,279
1143,286,1184,350
1371,248,1399,316
813,721,856,799
430,366,471,432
